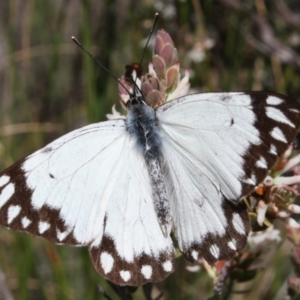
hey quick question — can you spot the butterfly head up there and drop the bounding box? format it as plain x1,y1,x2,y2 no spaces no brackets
126,94,147,109
119,63,147,109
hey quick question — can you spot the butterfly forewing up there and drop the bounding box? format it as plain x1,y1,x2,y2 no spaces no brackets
157,92,300,264
0,121,125,244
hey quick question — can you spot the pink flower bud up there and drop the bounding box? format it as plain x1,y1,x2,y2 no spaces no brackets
166,65,179,92
154,30,175,55
153,55,166,79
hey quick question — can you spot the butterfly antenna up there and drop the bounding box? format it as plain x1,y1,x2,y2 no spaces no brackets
132,13,159,97
139,13,159,66
71,36,131,95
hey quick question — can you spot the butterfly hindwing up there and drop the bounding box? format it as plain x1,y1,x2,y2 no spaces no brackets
158,128,251,263
157,92,300,263
89,139,174,285
0,119,174,285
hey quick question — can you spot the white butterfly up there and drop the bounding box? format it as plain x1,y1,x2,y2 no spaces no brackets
0,89,299,286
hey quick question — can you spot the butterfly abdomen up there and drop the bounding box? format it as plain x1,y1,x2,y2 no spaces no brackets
126,104,171,236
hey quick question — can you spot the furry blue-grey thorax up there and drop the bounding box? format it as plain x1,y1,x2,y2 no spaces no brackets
125,98,161,158
125,97,172,237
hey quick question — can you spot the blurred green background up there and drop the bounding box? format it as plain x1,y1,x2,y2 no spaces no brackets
0,0,300,299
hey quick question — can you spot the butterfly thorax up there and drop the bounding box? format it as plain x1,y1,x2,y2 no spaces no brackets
126,100,160,157
126,101,172,236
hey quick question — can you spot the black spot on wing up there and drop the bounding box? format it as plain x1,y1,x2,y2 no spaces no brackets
41,147,52,153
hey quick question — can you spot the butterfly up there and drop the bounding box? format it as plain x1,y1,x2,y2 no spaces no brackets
1,67,300,286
